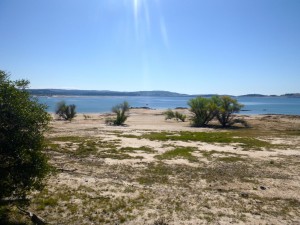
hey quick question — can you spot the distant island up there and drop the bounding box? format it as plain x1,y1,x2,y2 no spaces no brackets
27,89,300,98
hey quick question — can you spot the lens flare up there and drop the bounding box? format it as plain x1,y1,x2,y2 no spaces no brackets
129,0,169,48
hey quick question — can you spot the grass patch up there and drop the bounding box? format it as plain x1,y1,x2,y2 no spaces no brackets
122,131,278,150
137,163,174,185
97,148,143,160
119,146,155,153
201,162,256,183
282,130,300,136
249,195,300,218
155,147,198,162
217,156,246,163
47,136,87,143
76,140,98,156
236,137,274,150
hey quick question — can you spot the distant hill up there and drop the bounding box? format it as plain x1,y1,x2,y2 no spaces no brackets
238,94,269,97
239,93,300,98
27,89,300,98
281,93,300,98
27,89,189,97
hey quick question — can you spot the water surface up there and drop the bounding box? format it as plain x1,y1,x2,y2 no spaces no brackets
37,96,300,115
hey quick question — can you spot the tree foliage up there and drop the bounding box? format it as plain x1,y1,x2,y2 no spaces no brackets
108,101,130,126
188,97,217,127
188,96,246,127
213,96,244,127
55,101,77,121
0,70,51,199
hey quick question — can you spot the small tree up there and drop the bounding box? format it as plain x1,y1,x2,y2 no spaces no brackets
213,96,245,127
0,70,51,200
188,97,217,127
108,101,130,125
55,101,77,121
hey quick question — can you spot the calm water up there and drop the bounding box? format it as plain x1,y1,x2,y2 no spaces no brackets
37,96,300,115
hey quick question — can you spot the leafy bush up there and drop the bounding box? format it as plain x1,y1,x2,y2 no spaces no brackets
55,101,77,121
0,70,51,200
106,101,130,126
213,96,245,127
188,97,217,127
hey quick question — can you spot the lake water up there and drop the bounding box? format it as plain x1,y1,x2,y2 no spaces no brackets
37,96,300,115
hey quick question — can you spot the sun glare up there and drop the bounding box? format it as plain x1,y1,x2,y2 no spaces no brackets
133,0,140,20
127,0,169,47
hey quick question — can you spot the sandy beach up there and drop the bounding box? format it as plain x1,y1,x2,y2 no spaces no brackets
21,109,300,224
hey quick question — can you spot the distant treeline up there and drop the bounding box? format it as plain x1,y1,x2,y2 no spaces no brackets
27,89,300,98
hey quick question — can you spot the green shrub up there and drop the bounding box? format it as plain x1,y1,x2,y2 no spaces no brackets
55,101,77,121
107,101,130,126
0,70,51,200
188,97,217,127
213,96,245,127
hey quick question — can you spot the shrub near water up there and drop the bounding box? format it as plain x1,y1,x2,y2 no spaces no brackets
213,96,245,127
106,101,130,126
188,96,247,127
55,101,77,121
188,97,217,127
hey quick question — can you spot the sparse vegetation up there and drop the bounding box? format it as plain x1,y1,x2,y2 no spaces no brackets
120,131,277,150
106,101,130,126
174,111,186,122
55,101,77,121
155,147,198,162
83,114,91,120
164,109,175,120
4,105,298,224
164,109,186,122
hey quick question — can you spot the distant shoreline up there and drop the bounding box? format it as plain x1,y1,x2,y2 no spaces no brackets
28,89,300,98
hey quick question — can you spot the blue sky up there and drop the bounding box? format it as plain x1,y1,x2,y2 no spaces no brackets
0,0,299,95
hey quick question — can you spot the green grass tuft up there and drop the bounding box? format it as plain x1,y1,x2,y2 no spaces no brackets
122,131,279,150
217,156,246,163
156,147,198,162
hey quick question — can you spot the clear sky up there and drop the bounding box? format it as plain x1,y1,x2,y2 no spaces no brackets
0,0,299,95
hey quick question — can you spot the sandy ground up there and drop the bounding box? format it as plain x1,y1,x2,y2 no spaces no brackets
23,109,300,225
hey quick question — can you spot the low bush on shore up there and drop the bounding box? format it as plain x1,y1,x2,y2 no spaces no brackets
106,101,130,126
164,109,186,122
55,101,77,121
188,96,247,127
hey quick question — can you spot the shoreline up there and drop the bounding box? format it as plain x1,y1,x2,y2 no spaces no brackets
49,108,300,117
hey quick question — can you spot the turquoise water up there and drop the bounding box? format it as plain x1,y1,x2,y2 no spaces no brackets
37,96,300,115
